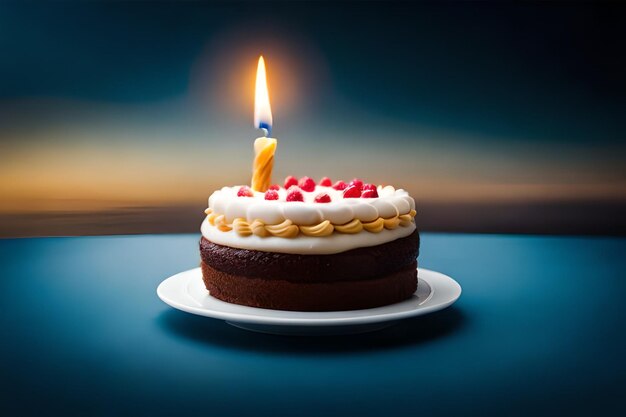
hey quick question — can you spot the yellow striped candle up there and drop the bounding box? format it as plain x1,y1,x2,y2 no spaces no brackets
251,136,277,192
251,56,277,192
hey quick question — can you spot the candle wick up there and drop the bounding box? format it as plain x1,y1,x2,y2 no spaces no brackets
258,122,271,137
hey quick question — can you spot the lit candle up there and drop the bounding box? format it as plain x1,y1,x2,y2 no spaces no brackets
251,56,277,193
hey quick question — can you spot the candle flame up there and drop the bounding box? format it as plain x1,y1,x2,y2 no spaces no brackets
254,56,273,135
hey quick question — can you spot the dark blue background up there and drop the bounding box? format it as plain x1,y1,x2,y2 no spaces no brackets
2,1,624,144
1,233,624,416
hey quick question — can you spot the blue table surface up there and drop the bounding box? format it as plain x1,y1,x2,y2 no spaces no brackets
1,233,625,416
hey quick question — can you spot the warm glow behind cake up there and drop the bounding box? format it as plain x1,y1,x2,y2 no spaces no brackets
199,176,420,311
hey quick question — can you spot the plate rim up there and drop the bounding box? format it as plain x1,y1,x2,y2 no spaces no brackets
157,267,461,327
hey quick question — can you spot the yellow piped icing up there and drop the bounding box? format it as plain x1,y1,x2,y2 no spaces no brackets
362,217,385,233
383,216,400,230
203,206,415,238
399,210,416,227
265,219,299,238
334,218,363,234
300,220,334,237
233,218,253,236
215,215,232,232
250,219,269,237
207,209,218,226
398,214,413,227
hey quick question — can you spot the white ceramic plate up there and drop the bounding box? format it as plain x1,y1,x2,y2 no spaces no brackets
157,267,461,335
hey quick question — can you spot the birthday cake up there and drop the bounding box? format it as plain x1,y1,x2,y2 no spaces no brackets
200,175,419,311
199,56,419,311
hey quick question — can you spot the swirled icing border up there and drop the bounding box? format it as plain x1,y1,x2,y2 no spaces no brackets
204,208,416,238
208,185,416,226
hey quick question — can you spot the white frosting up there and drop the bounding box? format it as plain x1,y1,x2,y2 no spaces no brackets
201,217,416,254
282,203,322,225
206,185,414,225
247,202,285,224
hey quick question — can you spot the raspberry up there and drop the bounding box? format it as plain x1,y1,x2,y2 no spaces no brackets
284,176,298,189
361,189,379,198
237,186,253,197
349,179,363,190
268,184,280,191
319,177,332,187
314,193,331,203
332,180,348,191
264,189,279,200
343,185,362,198
298,176,316,192
286,187,304,202
362,183,377,192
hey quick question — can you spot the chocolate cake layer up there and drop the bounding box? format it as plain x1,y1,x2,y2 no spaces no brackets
200,229,419,283
201,260,418,311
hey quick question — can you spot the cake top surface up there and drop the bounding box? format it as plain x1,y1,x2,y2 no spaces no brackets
201,176,417,254
207,176,415,226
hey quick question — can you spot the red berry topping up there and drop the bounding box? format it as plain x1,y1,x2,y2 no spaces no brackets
286,187,304,202
332,180,348,191
314,193,331,203
284,176,298,189
268,184,280,191
298,176,316,192
264,189,279,200
361,189,379,198
237,186,253,197
362,183,377,192
319,177,332,187
343,185,362,198
349,179,363,190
